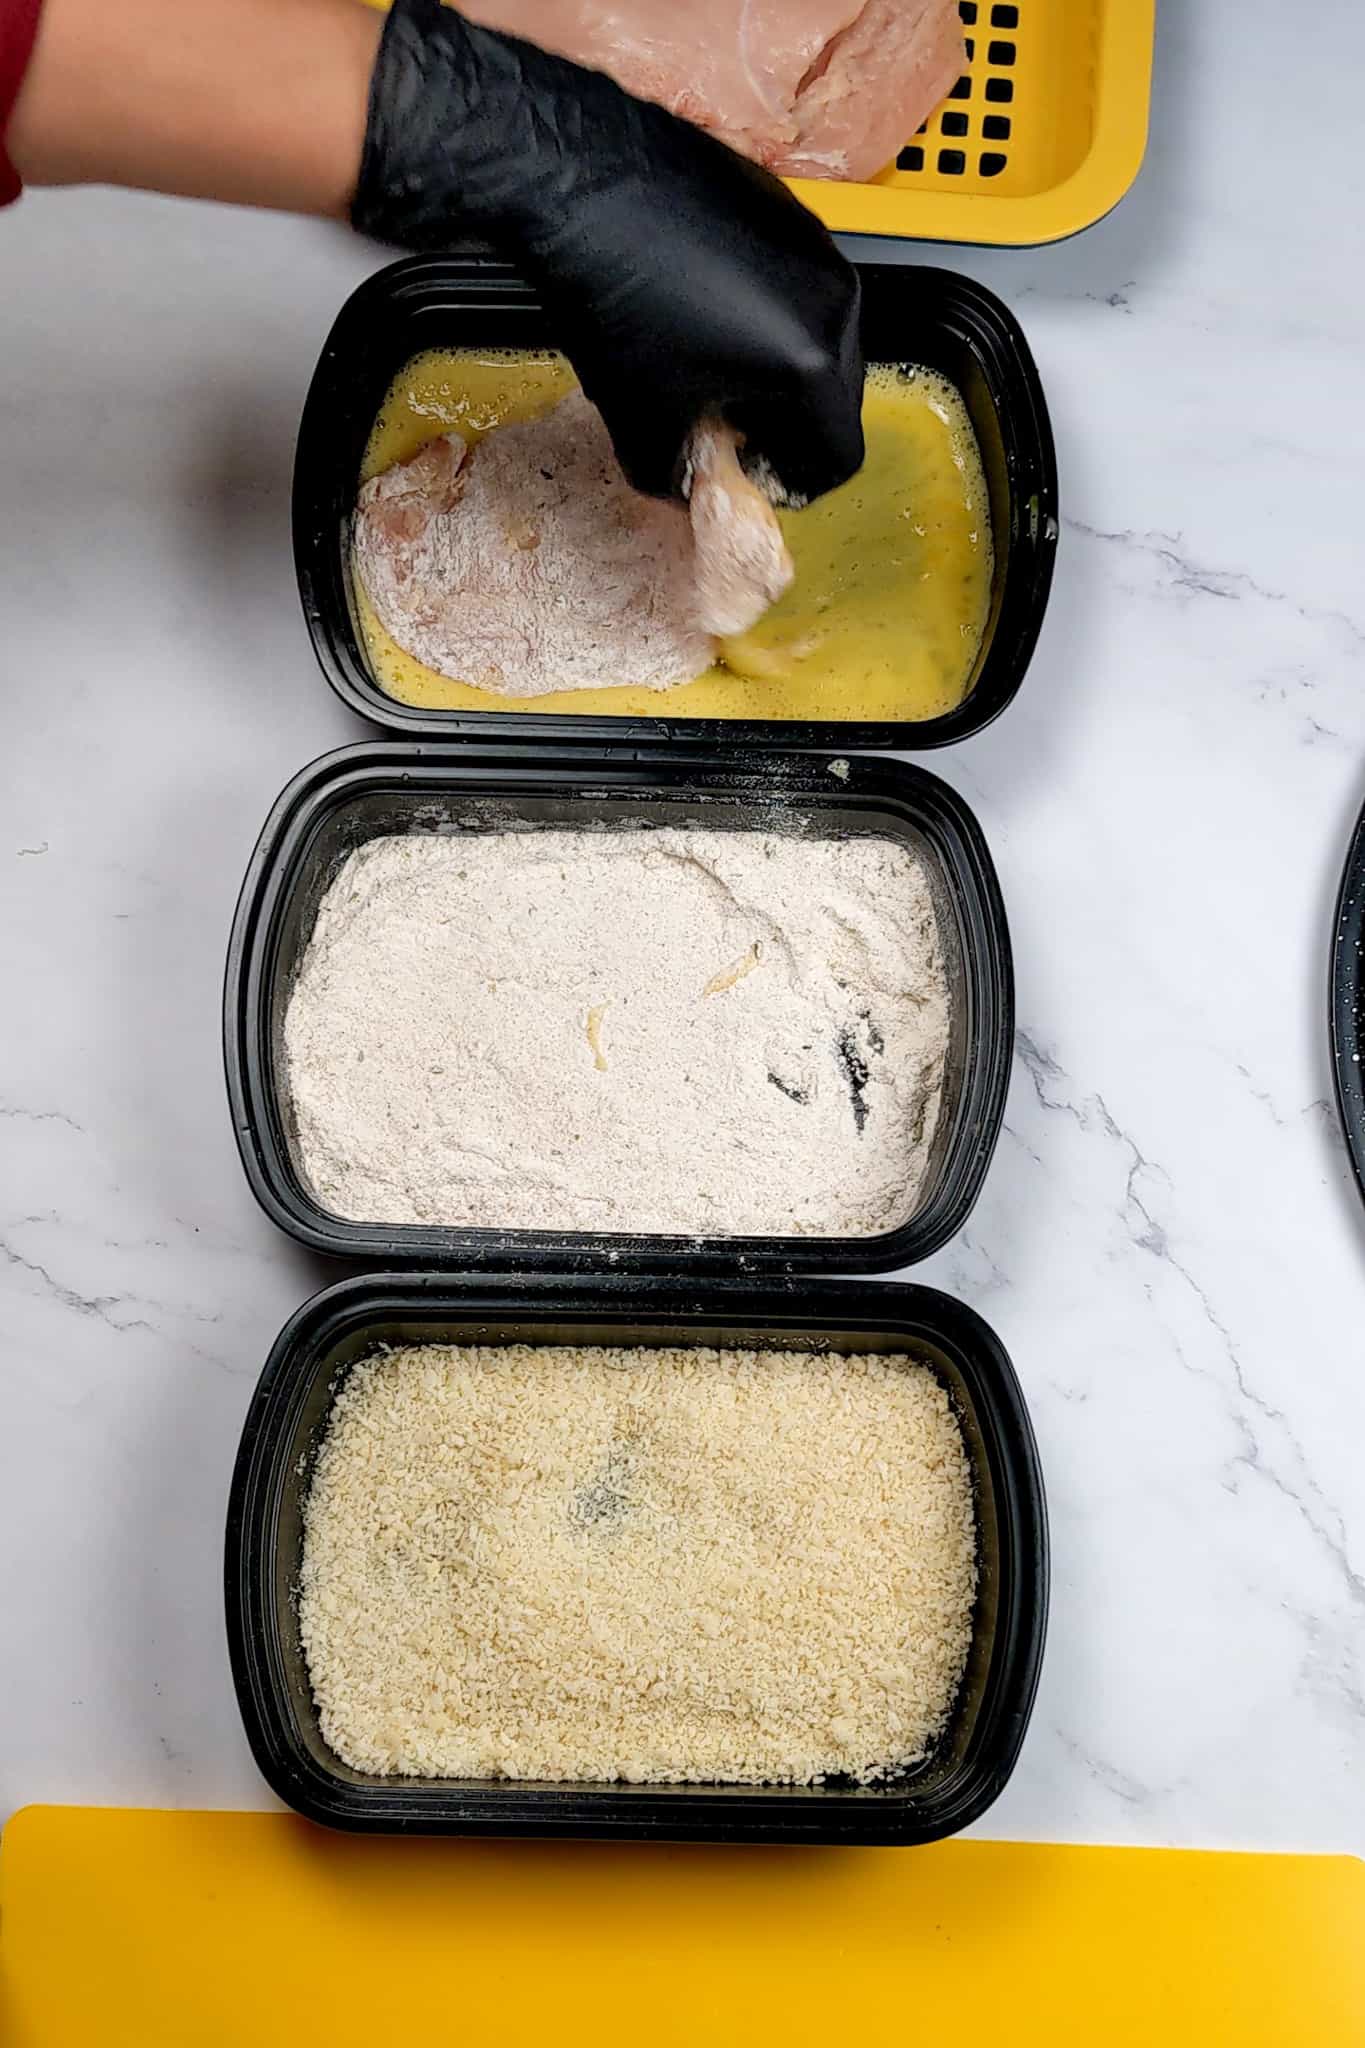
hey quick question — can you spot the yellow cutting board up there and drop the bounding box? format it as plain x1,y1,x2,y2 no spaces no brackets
2,1806,1361,2045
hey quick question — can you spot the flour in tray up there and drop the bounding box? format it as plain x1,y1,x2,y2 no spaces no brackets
282,824,952,1238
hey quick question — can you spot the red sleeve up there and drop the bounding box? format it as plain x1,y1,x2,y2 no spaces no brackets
1,0,44,205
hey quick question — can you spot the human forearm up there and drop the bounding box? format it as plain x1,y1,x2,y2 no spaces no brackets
4,0,865,510
8,0,380,214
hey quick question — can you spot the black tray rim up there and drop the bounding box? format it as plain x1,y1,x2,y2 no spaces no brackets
1330,794,1365,1208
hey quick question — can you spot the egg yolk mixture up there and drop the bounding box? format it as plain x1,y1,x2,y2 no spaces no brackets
354,348,994,723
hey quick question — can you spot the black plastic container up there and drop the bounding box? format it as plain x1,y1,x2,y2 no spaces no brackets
224,741,1012,1272
294,255,1057,751
1330,794,1365,1208
226,1271,1047,1843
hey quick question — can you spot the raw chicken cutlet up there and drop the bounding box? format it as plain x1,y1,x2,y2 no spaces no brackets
353,390,791,696
461,0,965,181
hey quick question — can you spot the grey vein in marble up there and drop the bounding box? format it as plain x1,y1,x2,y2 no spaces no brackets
1014,1030,1365,1621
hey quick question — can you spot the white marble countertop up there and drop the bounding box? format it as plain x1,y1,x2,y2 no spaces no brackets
2,1,1362,1855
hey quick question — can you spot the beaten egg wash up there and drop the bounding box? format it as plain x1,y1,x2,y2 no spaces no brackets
354,349,994,723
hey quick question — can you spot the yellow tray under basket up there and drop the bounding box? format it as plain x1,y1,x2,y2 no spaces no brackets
797,0,1155,245
363,0,1154,249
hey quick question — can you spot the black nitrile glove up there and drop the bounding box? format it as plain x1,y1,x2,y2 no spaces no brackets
351,0,863,502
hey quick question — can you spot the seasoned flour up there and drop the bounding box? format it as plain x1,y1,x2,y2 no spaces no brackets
283,825,952,1238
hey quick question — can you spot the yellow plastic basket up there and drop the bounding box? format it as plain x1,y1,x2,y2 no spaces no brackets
795,0,1155,244
364,0,1154,250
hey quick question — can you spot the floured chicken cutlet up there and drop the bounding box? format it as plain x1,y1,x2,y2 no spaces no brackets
461,0,964,181
353,392,792,696
353,391,714,697
688,420,794,637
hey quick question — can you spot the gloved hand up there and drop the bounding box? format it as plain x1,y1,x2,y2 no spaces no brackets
351,0,864,503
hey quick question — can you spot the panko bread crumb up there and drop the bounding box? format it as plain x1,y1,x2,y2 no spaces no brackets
299,1343,978,1785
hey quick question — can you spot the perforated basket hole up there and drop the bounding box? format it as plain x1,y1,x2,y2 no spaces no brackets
893,0,1019,186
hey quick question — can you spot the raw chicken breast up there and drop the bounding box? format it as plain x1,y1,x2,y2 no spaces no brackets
461,0,964,181
353,391,714,698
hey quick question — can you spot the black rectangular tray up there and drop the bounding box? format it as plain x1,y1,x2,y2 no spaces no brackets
293,255,1057,751
223,741,1012,1273
225,1272,1048,1843
1331,795,1365,1210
